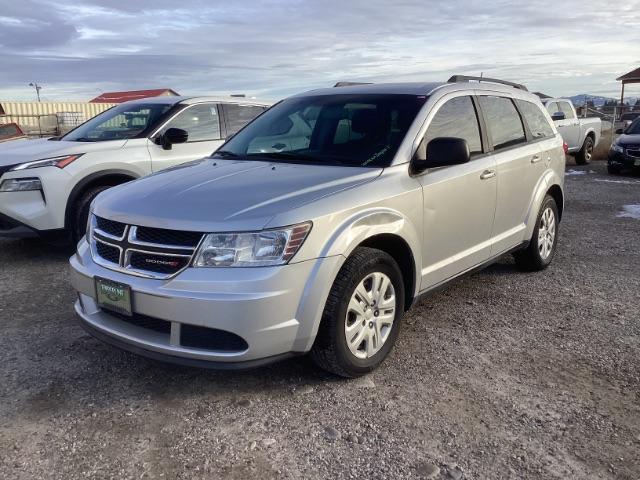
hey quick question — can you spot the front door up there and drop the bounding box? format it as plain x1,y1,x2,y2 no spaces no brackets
417,95,498,290
148,103,225,172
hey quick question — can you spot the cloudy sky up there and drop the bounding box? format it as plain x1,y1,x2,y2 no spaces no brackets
1,0,639,102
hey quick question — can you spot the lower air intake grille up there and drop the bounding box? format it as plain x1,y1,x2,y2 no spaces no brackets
108,311,171,335
181,324,249,352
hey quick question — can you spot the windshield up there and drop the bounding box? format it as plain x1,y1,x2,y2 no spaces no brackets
214,94,427,167
62,103,174,142
625,118,640,135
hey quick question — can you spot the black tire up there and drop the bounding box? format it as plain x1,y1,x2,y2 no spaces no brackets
575,136,594,165
513,195,559,272
72,186,112,242
607,163,622,175
310,247,405,378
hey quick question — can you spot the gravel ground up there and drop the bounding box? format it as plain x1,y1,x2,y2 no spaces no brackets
0,161,639,480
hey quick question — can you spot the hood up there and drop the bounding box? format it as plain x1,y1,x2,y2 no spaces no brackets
94,159,382,232
0,138,127,168
616,133,640,147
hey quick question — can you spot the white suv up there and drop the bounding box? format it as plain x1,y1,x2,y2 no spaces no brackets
0,97,270,241
70,76,565,377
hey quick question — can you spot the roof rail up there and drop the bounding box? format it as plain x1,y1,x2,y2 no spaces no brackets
333,81,373,87
447,75,528,91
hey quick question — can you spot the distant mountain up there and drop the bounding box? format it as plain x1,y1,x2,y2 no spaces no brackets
568,94,639,107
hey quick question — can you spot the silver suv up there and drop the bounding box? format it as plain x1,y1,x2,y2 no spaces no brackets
70,76,565,377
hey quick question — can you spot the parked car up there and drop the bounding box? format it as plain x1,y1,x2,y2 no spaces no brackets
70,76,565,377
608,117,640,174
0,123,27,143
542,98,601,164
0,97,270,241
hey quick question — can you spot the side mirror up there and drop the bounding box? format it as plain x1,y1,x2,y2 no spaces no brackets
551,112,566,121
615,128,624,135
159,128,188,150
412,137,470,174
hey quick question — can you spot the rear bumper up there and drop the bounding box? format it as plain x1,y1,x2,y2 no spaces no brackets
70,238,344,367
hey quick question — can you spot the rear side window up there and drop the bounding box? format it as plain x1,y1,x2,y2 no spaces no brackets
516,100,555,139
422,96,483,155
558,102,575,119
479,96,526,150
222,104,266,136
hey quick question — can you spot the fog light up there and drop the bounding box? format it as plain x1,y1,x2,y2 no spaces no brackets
0,178,42,192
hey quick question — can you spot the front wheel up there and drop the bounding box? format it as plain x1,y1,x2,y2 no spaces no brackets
513,195,559,271
575,136,594,165
310,247,405,378
72,186,112,242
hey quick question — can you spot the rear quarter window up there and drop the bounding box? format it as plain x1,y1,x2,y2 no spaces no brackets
515,100,555,140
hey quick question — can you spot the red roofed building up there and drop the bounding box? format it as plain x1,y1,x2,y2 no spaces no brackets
89,88,180,103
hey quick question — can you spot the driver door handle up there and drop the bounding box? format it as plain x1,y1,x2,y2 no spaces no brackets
480,169,496,180
531,155,542,163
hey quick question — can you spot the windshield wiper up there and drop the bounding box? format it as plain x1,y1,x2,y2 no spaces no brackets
246,151,346,166
212,150,241,158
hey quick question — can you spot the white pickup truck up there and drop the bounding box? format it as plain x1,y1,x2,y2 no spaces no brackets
542,98,601,164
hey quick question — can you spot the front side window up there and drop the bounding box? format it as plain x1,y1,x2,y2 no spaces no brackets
421,96,483,156
516,100,555,139
215,94,427,168
546,102,560,115
222,104,267,136
479,96,526,150
558,102,576,119
162,104,221,142
62,103,173,142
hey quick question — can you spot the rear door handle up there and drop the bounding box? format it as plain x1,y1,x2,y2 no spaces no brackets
531,155,542,163
480,169,496,180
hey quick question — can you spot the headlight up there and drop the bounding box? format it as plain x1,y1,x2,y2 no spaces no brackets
193,222,312,267
0,178,42,192
11,154,83,171
611,144,624,154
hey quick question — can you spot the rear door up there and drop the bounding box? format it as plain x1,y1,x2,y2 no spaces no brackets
478,95,542,254
147,103,224,172
417,94,497,289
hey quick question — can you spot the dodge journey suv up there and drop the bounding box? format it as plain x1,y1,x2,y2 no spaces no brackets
70,76,565,377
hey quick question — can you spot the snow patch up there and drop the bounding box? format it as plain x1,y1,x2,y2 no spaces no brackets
565,169,586,176
617,204,640,219
595,178,640,185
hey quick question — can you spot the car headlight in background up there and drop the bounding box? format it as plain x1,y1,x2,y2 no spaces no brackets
11,154,84,171
193,222,312,267
0,178,42,192
610,144,624,154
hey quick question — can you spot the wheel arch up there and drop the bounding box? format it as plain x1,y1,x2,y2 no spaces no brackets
64,170,139,230
546,183,564,221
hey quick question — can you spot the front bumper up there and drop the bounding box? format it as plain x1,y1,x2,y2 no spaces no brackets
608,151,640,169
70,239,343,367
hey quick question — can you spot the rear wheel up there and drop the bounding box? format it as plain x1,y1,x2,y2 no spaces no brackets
72,186,112,242
575,136,594,165
310,247,405,378
513,195,559,271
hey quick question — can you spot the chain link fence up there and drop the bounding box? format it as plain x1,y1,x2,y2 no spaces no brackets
0,111,86,138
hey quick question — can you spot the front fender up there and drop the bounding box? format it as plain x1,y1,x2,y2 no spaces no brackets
291,208,422,353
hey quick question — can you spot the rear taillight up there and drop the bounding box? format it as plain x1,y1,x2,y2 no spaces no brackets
562,142,569,154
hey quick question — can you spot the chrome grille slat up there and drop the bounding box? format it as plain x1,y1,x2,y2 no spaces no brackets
91,215,203,280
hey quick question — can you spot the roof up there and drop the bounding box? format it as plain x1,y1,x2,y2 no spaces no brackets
90,88,179,103
112,96,272,107
297,79,537,99
616,67,640,82
533,91,552,99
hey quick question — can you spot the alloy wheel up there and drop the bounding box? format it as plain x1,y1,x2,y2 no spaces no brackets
537,207,556,260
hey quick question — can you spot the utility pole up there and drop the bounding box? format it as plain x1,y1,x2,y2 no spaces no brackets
28,82,42,102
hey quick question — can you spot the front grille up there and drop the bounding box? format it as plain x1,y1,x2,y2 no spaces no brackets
181,324,249,352
91,216,201,279
96,241,120,264
129,251,190,275
96,216,126,238
626,148,640,158
136,226,203,247
108,311,171,334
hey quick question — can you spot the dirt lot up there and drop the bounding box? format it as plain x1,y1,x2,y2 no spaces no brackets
0,161,638,480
